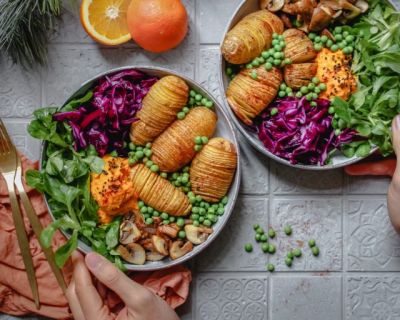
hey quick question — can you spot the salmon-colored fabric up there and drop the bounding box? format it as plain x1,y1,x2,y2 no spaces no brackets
0,155,192,319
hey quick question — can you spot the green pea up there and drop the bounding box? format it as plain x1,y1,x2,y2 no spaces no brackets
244,243,253,252
207,207,216,215
338,42,346,49
246,63,253,69
300,86,309,94
268,244,276,254
260,234,268,242
191,209,200,218
262,51,269,58
205,100,213,108
201,136,209,144
284,225,292,235
280,83,287,90
314,87,321,94
226,67,233,76
217,207,225,215
287,251,294,259
306,93,313,101
328,106,335,114
343,46,354,55
272,39,279,46
128,142,136,150
262,243,269,253
312,93,318,100
278,91,286,98
169,216,176,223
255,234,261,242
181,176,189,184
253,224,260,230
161,212,169,220
252,59,260,67
280,41,286,48
285,257,293,267
195,94,202,101
312,77,320,85
273,52,281,59
284,58,292,65
128,158,137,165
147,207,154,214
189,98,195,105
199,208,206,215
145,217,153,225
194,136,202,145
308,32,316,40
267,263,275,272
314,43,323,51
193,220,200,226
264,62,273,71
314,36,321,43
321,35,328,43
221,196,228,205
189,90,196,97
138,201,144,208
311,101,318,107
204,219,212,227
153,211,160,217
334,26,343,34
331,44,339,52
274,45,282,52
196,195,202,203
346,35,355,42
295,92,303,98
256,227,264,235
110,150,118,157
251,70,258,79
178,230,186,239
326,39,333,48
270,107,278,116
146,160,153,168
140,206,148,214
162,219,170,225
272,32,279,39
268,229,276,238
177,112,185,120
343,31,349,37
312,246,320,256
308,83,316,90
308,239,316,247
293,248,302,257
194,145,202,152
144,149,152,158
319,83,327,91
287,92,294,97
273,59,281,66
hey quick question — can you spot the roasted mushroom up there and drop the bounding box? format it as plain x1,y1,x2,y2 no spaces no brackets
117,243,146,265
283,29,317,63
284,62,318,90
130,75,189,145
130,164,192,216
222,10,284,64
184,225,213,245
157,224,180,238
146,251,165,261
151,107,217,172
227,66,282,125
282,0,317,22
151,235,169,256
119,220,142,244
260,0,285,12
190,137,237,203
169,241,193,260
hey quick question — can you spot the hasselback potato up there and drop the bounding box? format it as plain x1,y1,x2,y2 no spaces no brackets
151,107,217,172
226,66,282,125
190,138,237,203
130,75,189,145
283,29,317,63
284,62,318,89
222,10,284,65
130,164,191,216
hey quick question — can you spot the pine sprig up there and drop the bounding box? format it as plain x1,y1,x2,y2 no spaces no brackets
0,0,62,68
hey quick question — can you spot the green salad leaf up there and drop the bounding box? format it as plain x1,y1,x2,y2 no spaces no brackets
332,0,400,156
26,98,123,269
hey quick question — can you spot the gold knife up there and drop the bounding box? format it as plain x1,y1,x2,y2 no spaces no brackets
14,156,67,294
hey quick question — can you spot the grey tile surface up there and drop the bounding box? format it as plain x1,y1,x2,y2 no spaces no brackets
2,0,400,319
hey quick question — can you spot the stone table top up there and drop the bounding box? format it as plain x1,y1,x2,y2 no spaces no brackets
1,1,400,319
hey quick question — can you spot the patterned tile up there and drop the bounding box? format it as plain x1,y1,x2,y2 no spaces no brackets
3,119,41,161
194,197,269,271
0,56,41,118
271,161,343,194
345,198,400,271
197,0,243,44
346,276,400,320
269,198,342,271
195,273,268,320
197,47,222,104
270,276,342,320
346,175,391,195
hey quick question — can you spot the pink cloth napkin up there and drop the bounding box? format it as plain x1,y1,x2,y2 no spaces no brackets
0,155,192,319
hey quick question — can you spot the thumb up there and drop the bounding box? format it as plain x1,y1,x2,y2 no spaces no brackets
85,252,150,308
392,115,400,157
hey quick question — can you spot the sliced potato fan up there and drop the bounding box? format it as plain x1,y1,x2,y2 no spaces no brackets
151,107,217,172
190,137,237,203
283,29,317,63
130,164,192,216
284,62,318,90
130,75,189,145
226,66,282,125
222,10,284,64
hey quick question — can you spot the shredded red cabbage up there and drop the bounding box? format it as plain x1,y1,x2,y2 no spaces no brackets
53,69,158,156
257,97,355,165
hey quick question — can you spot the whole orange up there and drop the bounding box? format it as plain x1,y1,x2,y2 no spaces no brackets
127,0,188,53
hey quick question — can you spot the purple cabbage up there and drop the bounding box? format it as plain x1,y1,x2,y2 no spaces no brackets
257,97,355,166
53,69,158,156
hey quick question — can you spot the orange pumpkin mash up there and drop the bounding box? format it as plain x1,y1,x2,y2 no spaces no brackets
316,48,357,101
91,155,137,224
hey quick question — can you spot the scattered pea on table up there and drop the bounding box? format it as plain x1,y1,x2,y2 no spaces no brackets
244,243,253,253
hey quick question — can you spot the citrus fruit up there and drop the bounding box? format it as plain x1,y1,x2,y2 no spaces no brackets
127,0,188,53
80,0,131,45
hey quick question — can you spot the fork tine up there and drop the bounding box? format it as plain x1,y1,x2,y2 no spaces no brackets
0,119,11,154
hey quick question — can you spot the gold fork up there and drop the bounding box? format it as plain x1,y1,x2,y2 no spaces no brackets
0,119,40,309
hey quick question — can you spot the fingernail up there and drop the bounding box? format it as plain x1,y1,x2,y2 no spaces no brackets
85,252,103,270
393,115,400,131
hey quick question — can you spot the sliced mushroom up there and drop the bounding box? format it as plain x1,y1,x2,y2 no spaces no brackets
279,12,293,28
157,224,180,238
169,241,193,260
309,4,335,31
140,238,155,251
119,220,142,244
152,235,169,256
117,243,146,265
260,0,285,12
321,28,335,41
146,251,165,261
355,0,368,13
184,225,213,245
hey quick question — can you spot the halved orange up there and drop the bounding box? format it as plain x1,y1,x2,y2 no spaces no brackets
80,0,131,46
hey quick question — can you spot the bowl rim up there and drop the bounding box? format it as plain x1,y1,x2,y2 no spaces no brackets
40,65,241,271
217,0,396,171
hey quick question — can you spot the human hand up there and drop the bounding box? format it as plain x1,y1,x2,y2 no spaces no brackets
66,251,180,320
388,115,400,232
